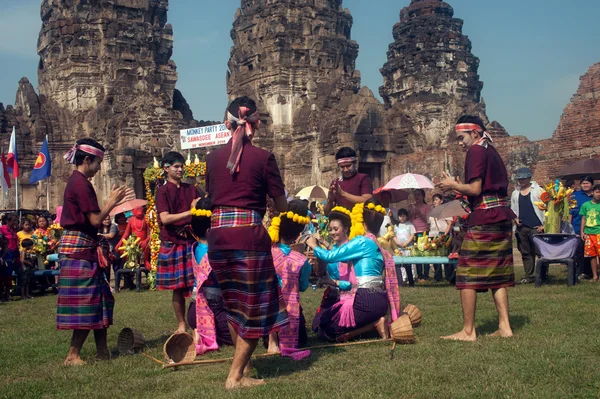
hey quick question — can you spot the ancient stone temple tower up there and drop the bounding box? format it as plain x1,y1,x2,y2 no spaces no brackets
0,0,196,209
227,0,393,190
380,0,497,148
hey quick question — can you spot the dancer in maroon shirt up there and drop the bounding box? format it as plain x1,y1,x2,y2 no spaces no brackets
206,96,288,389
437,115,515,342
325,147,373,214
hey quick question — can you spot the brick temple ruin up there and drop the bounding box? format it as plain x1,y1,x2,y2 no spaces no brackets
1,0,598,209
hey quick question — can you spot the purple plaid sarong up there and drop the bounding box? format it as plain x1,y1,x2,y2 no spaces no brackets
156,241,195,296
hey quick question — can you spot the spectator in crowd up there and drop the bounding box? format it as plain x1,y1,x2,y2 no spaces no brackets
409,189,432,281
0,232,10,301
0,214,20,301
510,167,545,284
571,176,594,279
394,208,417,286
17,219,34,250
429,193,455,282
579,184,600,281
20,238,37,299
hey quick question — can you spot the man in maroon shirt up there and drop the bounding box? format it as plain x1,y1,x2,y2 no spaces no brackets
206,97,288,389
155,151,202,334
57,138,133,366
437,115,516,342
324,147,373,214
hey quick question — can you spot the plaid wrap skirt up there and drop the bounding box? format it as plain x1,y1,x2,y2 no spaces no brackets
208,250,289,339
156,242,195,295
456,220,515,291
56,259,114,330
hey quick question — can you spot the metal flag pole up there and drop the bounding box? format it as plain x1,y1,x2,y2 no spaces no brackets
46,135,50,211
15,173,19,211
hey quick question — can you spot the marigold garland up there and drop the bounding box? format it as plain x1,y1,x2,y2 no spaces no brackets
349,203,366,240
268,210,310,243
330,206,352,218
366,202,387,215
191,208,212,217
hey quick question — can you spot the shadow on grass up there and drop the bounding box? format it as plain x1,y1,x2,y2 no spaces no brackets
144,332,176,349
477,314,531,335
254,345,340,378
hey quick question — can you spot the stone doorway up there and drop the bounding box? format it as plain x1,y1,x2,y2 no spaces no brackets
359,163,383,189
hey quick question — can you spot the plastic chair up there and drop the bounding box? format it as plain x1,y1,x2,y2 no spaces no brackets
532,234,578,287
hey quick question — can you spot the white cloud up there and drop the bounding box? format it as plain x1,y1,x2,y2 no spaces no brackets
0,1,41,58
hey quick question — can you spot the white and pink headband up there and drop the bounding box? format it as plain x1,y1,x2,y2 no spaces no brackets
64,143,105,164
337,157,357,165
455,123,493,143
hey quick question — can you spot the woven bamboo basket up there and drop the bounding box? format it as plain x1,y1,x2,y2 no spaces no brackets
117,328,145,355
390,313,415,344
163,332,196,364
403,304,422,327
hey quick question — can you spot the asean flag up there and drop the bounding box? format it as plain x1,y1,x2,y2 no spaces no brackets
30,137,52,184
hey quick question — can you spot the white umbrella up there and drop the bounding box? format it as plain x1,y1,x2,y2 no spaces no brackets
383,173,435,190
295,185,329,200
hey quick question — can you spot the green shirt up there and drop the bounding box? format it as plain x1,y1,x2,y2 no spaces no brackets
579,200,600,234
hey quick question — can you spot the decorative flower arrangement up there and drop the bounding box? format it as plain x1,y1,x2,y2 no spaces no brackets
118,235,142,269
184,154,206,178
145,177,160,289
409,234,452,257
533,180,577,234
47,223,63,241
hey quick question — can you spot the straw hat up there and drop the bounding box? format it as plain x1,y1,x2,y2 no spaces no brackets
163,332,196,364
403,304,422,327
390,313,415,344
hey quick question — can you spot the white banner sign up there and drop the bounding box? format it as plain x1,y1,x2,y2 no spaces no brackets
180,124,230,150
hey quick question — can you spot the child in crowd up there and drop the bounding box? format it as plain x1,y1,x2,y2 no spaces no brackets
188,197,232,355
20,238,37,299
267,199,312,358
394,208,417,285
409,189,432,281
0,214,20,301
17,219,34,250
580,184,600,281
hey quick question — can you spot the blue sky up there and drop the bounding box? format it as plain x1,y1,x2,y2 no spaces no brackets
1,0,599,140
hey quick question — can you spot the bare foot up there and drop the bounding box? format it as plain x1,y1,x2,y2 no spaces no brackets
225,377,266,390
266,345,280,355
440,329,477,342
64,357,86,366
375,317,390,339
488,329,513,338
243,360,253,376
96,350,111,361
175,323,186,334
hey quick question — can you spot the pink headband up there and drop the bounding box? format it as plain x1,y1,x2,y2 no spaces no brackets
337,157,357,165
64,143,105,164
226,107,260,174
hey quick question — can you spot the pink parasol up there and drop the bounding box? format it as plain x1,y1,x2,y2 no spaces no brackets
109,199,148,216
383,173,435,190
372,187,410,203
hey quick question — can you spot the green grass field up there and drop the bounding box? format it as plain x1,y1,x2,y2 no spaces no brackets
1,265,599,399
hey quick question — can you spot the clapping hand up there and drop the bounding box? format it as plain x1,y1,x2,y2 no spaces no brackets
110,184,135,207
435,172,457,192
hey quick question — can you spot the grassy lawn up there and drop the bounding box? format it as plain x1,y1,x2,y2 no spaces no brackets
1,265,599,399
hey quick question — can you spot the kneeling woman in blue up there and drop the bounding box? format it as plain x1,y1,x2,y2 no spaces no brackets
187,198,232,355
267,200,312,359
306,199,401,341
312,206,353,334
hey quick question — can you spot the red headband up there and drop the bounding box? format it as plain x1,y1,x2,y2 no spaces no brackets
455,123,484,133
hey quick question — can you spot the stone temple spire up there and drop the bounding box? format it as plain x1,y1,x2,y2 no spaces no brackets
379,0,488,146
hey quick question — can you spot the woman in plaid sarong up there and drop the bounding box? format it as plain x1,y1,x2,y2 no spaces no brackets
206,96,289,389
57,138,133,366
437,115,516,342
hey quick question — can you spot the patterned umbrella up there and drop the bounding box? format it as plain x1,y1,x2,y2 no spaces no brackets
383,173,435,190
109,199,148,216
373,186,410,203
429,200,469,219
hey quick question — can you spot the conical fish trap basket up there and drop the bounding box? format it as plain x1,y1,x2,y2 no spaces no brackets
403,304,422,327
390,313,415,344
117,328,145,355
163,332,196,364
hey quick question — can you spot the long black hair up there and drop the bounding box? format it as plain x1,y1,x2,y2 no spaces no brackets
364,198,385,235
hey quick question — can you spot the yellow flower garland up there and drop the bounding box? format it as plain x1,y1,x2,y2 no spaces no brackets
349,203,366,240
268,211,310,243
366,202,387,215
330,206,352,218
190,207,212,217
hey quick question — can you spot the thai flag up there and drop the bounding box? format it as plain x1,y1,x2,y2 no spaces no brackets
6,126,19,178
